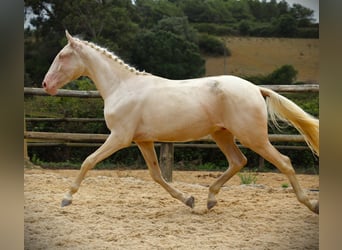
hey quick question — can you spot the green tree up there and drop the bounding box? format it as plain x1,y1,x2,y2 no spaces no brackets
134,0,184,29
291,3,315,26
227,0,252,22
239,20,251,36
182,0,233,23
155,16,198,44
130,30,205,79
24,0,138,85
277,0,290,16
275,14,298,37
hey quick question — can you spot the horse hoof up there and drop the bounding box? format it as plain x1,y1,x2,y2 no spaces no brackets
61,199,72,207
314,206,319,214
313,201,319,214
185,196,195,208
207,200,217,210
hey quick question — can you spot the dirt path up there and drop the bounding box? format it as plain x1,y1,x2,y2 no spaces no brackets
25,169,319,249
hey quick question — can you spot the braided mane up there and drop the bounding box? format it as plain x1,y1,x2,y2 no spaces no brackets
75,37,149,76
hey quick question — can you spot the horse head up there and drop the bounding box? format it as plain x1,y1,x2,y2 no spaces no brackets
42,30,85,95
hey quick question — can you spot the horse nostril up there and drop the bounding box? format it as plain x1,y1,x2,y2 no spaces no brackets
43,81,47,88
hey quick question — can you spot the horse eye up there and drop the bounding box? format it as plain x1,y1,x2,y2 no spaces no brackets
59,52,71,59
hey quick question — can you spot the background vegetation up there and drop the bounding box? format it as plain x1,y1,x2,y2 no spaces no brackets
25,0,318,86
24,0,319,172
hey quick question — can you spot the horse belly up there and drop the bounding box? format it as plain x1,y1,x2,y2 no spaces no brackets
133,106,217,142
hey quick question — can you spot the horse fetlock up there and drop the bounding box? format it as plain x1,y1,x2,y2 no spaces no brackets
310,200,319,214
70,184,79,194
208,184,220,196
207,192,218,209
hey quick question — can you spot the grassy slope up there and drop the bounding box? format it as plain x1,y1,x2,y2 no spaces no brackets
205,37,319,83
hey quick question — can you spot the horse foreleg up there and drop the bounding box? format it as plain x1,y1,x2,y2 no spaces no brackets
207,130,247,210
61,132,130,207
136,141,195,208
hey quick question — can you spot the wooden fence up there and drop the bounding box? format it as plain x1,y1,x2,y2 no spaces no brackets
24,84,318,181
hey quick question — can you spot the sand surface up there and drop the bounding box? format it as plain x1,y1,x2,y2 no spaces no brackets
25,169,319,249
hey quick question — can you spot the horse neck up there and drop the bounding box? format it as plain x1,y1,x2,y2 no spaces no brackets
80,44,140,99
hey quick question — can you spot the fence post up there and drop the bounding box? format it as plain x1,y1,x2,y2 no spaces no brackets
24,116,29,162
159,143,174,182
258,156,265,171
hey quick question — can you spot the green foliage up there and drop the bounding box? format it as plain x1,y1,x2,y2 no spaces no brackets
265,65,298,85
64,77,97,91
131,30,205,79
238,171,257,185
129,16,205,79
197,162,220,171
192,23,237,36
198,34,230,56
24,0,318,85
155,16,199,44
247,22,275,37
182,0,234,24
134,0,184,29
297,26,319,38
24,0,138,84
246,64,298,85
239,20,251,36
275,14,298,37
291,3,315,27
281,183,289,188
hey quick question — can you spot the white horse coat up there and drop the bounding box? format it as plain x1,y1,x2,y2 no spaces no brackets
42,31,319,214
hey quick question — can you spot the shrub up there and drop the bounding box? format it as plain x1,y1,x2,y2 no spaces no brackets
239,20,251,36
238,171,257,185
198,33,230,56
246,64,298,85
265,64,298,84
192,23,236,36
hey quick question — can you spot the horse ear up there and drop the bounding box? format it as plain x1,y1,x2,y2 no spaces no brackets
65,30,78,48
65,30,73,42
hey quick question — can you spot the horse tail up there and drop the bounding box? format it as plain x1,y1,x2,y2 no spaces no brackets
259,87,319,156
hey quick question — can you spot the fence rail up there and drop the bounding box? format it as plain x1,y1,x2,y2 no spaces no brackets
24,84,319,98
24,131,306,143
24,84,318,181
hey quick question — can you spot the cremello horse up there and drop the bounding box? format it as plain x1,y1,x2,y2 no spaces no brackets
43,31,319,214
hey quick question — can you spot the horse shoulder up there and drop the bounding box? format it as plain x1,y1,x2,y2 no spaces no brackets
103,86,145,128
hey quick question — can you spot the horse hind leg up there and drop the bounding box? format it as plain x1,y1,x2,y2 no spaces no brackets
251,141,319,214
207,129,247,210
136,141,195,208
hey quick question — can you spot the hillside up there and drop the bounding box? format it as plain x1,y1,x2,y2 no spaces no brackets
205,37,319,83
